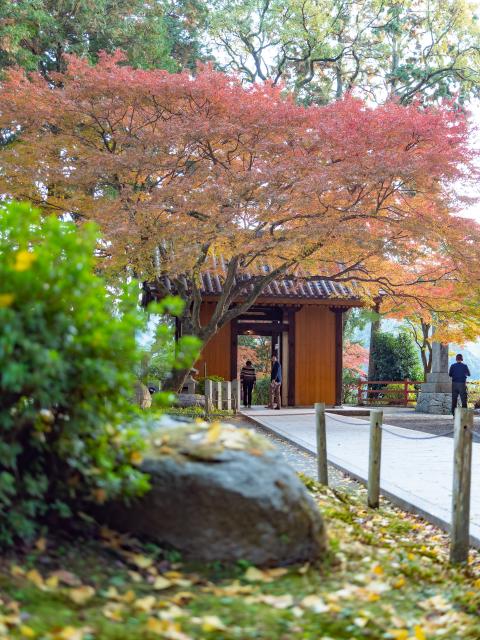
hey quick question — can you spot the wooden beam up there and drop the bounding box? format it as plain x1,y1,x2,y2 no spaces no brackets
237,322,289,334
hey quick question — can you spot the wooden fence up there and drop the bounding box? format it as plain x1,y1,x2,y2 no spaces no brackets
346,379,423,407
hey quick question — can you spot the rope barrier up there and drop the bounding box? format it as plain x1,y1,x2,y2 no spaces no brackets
379,426,455,440
325,411,480,440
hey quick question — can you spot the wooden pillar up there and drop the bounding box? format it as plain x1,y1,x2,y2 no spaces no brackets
287,308,296,406
230,318,238,380
331,308,344,406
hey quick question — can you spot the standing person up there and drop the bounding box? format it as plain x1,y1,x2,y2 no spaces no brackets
268,354,282,410
449,353,471,416
240,360,256,408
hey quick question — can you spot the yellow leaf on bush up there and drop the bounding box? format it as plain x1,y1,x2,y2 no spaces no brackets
0,293,14,307
35,538,47,552
130,451,143,465
68,586,95,606
14,250,36,271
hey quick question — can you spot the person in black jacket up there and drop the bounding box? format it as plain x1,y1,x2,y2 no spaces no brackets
240,360,257,408
449,353,471,416
268,354,282,410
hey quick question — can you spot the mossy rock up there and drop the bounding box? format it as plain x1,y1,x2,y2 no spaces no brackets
101,421,327,566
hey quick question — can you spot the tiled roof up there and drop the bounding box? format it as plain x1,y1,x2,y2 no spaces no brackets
147,257,355,301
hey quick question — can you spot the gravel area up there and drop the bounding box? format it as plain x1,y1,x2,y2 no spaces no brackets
231,417,359,490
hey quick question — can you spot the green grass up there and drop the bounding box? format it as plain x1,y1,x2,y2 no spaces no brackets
1,479,480,640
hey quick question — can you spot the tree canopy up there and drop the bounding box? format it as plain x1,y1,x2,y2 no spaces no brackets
1,53,480,387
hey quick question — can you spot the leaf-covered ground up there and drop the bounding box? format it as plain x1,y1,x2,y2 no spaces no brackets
1,478,480,640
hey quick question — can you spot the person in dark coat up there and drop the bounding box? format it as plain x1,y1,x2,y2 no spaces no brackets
449,353,471,416
240,360,257,408
268,354,282,410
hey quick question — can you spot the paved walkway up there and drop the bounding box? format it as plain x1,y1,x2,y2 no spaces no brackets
241,407,480,546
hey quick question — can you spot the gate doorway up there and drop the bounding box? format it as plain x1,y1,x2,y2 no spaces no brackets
231,306,293,406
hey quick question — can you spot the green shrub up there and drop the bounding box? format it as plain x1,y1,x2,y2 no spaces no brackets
252,377,270,405
370,331,423,382
196,375,225,395
0,201,153,545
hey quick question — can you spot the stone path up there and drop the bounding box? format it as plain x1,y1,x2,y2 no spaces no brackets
240,407,480,547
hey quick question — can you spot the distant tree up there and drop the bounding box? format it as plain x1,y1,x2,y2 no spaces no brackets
370,332,423,382
206,0,480,105
0,0,206,76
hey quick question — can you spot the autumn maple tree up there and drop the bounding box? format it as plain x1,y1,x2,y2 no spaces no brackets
1,52,480,389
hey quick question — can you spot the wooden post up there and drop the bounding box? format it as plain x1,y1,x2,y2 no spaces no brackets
231,378,241,413
214,381,222,410
204,378,213,420
404,379,409,406
450,407,474,564
315,403,328,485
222,381,232,410
368,409,383,509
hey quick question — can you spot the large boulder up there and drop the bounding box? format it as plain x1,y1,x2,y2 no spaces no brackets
101,421,326,566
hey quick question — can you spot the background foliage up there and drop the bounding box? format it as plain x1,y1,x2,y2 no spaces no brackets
369,331,423,382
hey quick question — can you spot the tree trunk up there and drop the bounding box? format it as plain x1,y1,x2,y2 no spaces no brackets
163,367,192,393
367,302,381,381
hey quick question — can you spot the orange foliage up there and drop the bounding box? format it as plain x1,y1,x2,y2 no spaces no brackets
1,52,480,354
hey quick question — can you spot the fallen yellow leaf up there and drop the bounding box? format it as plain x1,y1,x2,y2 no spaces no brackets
68,586,95,606
153,576,173,590
51,627,84,640
20,625,36,638
200,615,227,632
134,595,156,612
206,422,222,443
300,595,330,613
26,569,44,589
102,602,125,622
387,630,409,640
243,566,271,582
414,626,426,640
131,554,153,569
